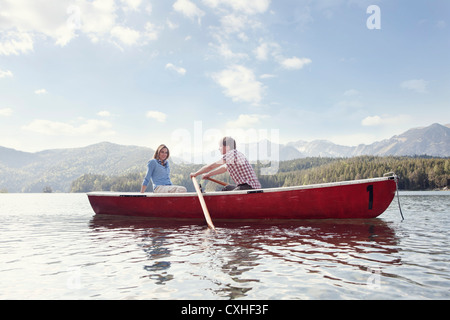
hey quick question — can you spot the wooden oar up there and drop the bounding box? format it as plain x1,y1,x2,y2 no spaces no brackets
205,177,228,186
191,177,215,230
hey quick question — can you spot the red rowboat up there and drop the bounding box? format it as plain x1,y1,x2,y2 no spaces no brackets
87,175,398,220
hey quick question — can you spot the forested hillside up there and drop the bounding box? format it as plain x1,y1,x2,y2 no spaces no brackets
70,156,450,192
70,163,205,193
257,156,449,190
2,124,449,192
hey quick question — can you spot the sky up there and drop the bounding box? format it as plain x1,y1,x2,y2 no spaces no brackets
0,0,449,162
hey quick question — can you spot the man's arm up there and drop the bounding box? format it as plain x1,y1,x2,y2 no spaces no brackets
190,158,225,178
202,165,227,179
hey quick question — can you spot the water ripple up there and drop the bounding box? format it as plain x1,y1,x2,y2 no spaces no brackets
1,193,449,299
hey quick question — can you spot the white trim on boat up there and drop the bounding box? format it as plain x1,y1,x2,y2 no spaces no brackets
87,176,395,198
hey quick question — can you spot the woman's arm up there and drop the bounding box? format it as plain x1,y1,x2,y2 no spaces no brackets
141,160,156,193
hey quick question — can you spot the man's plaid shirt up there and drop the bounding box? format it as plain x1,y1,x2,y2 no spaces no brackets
222,149,261,189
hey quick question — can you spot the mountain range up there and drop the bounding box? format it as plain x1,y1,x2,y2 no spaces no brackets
0,123,449,192
247,122,450,161
0,143,153,192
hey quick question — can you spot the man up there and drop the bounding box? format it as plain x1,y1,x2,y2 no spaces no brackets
190,137,261,191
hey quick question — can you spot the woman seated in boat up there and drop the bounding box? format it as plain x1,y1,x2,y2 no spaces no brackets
140,144,187,193
190,137,261,191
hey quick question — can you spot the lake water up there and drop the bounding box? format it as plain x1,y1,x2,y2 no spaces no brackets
1,191,449,301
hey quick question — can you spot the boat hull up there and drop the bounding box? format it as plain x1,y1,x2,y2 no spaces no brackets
87,176,397,220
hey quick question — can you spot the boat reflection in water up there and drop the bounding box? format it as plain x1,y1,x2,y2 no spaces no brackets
89,215,400,298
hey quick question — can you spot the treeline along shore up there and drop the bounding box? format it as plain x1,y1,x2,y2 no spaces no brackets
70,156,450,193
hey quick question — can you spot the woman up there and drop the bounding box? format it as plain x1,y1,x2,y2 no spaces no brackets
140,144,187,193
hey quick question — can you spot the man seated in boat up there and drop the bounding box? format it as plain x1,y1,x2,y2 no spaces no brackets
140,144,187,193
190,137,261,191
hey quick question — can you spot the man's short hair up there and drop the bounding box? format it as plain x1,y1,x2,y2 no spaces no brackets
222,137,236,150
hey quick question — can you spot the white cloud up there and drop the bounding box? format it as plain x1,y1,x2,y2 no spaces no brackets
254,41,280,61
0,0,161,50
0,1,82,48
204,0,271,15
0,68,13,78
78,0,117,36
166,19,179,30
173,0,205,25
22,119,114,136
120,0,142,11
362,114,412,127
211,13,263,43
0,30,34,55
343,89,360,96
361,115,382,126
143,22,160,42
401,79,428,93
34,89,48,95
279,56,312,70
211,41,248,60
0,108,13,116
226,114,268,128
329,133,379,147
93,2,160,45
0,0,116,48
102,21,160,47
205,1,268,46
97,111,111,117
254,41,312,70
212,65,264,105
165,63,186,75
205,2,271,64
232,0,271,15
146,111,167,122
260,73,276,79
111,25,140,46
219,14,254,34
